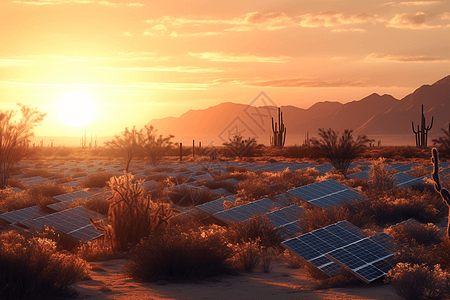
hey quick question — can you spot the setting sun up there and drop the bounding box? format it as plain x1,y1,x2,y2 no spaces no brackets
58,91,96,127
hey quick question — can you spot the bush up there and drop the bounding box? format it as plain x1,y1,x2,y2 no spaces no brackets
125,225,234,282
79,172,119,188
368,157,396,191
386,222,443,247
386,263,447,300
97,173,174,251
226,216,283,248
231,239,262,272
0,231,89,300
311,128,372,177
168,185,220,207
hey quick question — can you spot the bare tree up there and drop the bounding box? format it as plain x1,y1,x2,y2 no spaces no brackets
311,128,373,177
222,134,262,160
0,104,46,189
104,126,140,172
139,125,175,166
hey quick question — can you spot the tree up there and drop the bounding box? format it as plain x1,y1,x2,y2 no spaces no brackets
139,125,175,166
0,104,46,189
222,134,262,160
104,126,140,172
311,128,373,177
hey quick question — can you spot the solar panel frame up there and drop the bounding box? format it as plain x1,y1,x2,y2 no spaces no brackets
0,206,48,224
54,190,92,202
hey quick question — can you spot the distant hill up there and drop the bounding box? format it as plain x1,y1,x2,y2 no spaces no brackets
148,75,450,146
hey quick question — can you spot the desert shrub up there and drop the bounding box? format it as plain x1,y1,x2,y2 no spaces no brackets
231,239,262,272
168,185,220,206
311,128,372,177
21,169,56,179
198,179,237,194
432,126,450,158
76,237,117,262
70,196,110,215
0,231,89,300
222,134,263,159
226,216,283,248
32,225,81,252
299,202,371,233
386,222,444,247
0,190,37,212
79,172,119,188
386,263,447,300
368,157,397,191
283,249,304,269
26,182,69,199
7,177,26,190
224,166,249,173
139,125,175,166
408,165,431,178
125,224,234,282
96,173,174,251
145,173,169,182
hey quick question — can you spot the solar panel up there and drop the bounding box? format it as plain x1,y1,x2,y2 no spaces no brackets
264,205,303,227
347,171,369,180
21,207,105,242
213,198,280,224
196,195,237,215
273,192,297,206
54,190,92,202
326,233,395,283
287,179,365,209
140,180,158,191
211,188,233,197
277,221,303,239
391,163,415,172
282,221,368,277
0,206,48,224
314,164,334,174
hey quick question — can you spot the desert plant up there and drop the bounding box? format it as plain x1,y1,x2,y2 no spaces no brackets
386,222,444,247
94,172,175,251
432,124,450,157
232,239,262,272
368,157,397,191
78,171,119,188
104,126,140,172
270,107,286,147
412,104,434,148
139,125,175,166
222,134,263,160
431,147,450,238
125,224,234,281
0,231,89,300
0,104,46,189
386,263,446,300
311,128,373,177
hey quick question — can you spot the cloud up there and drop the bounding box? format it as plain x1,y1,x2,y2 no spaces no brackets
127,2,144,6
1,80,211,90
298,11,376,28
387,12,441,28
383,1,443,6
0,58,37,67
189,52,291,63
168,31,224,37
237,78,368,88
87,66,224,73
332,28,366,32
364,53,448,62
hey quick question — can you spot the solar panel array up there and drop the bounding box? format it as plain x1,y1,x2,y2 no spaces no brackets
213,198,280,224
48,190,93,211
0,206,48,224
196,195,237,215
264,205,304,239
347,171,369,180
21,207,105,242
282,221,395,283
287,179,366,208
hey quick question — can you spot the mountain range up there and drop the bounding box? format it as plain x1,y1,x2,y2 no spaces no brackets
148,75,450,146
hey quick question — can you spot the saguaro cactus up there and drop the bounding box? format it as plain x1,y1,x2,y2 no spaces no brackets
80,129,87,147
270,107,286,147
431,148,450,238
412,104,434,148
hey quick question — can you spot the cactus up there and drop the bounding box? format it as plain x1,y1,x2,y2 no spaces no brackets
431,148,450,238
303,131,310,146
412,104,433,148
80,129,87,147
270,107,286,147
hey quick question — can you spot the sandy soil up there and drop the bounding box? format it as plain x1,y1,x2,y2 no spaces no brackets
74,259,400,300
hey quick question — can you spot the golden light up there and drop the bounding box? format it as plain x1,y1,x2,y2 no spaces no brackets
58,91,96,127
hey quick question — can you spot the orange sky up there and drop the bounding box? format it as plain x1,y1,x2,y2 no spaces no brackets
1,0,450,137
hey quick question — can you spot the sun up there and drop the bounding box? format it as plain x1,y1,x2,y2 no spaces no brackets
58,91,96,127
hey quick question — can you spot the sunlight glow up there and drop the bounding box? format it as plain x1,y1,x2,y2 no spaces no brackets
58,91,96,127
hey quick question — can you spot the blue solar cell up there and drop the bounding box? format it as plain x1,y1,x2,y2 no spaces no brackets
297,232,335,254
354,265,385,283
327,248,366,270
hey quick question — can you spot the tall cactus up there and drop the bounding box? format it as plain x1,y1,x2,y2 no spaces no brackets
80,129,87,147
431,148,450,238
270,107,286,147
412,104,434,148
